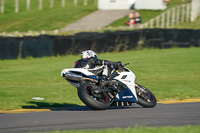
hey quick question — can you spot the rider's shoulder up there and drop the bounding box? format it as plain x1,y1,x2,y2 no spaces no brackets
88,57,96,60
75,58,86,62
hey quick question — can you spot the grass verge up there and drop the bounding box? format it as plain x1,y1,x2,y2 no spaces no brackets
0,0,97,32
0,48,200,110
35,125,200,133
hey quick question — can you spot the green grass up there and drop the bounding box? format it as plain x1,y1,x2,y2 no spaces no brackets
36,125,200,133
0,0,97,32
108,0,192,27
0,48,200,110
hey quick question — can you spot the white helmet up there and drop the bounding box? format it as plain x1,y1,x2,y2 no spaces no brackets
81,50,97,59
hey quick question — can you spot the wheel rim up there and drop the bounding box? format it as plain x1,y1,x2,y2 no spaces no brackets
84,85,108,103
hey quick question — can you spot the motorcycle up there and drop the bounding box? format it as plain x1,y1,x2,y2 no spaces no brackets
61,63,156,110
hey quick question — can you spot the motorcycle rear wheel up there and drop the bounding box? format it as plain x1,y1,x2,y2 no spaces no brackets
78,83,110,110
136,84,157,108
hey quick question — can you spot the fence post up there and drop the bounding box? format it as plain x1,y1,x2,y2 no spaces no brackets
41,30,46,34
61,0,65,8
27,0,30,11
186,3,191,22
161,12,165,28
149,19,154,28
143,22,148,28
190,0,198,22
84,0,88,6
1,0,4,14
156,16,160,28
54,29,58,34
39,0,43,10
198,0,200,15
15,0,19,13
176,6,181,25
181,4,185,23
166,9,171,28
171,7,176,26
50,0,54,8
74,0,78,6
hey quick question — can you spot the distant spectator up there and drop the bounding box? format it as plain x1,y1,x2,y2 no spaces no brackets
125,13,135,28
134,12,142,28
163,0,170,5
134,12,142,24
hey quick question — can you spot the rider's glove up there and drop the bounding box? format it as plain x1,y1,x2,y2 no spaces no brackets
107,61,123,69
108,62,115,69
114,61,123,68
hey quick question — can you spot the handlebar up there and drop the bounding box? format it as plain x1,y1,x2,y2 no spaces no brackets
109,63,130,80
116,63,129,73
119,63,129,69
123,63,129,67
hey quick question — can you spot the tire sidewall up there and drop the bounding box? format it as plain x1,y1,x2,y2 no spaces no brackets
78,83,110,110
137,85,157,108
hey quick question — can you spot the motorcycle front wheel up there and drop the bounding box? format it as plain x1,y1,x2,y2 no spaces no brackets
136,84,157,108
78,83,110,110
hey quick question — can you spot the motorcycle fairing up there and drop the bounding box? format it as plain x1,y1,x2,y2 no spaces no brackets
61,66,105,77
61,68,95,76
114,70,138,102
114,87,137,103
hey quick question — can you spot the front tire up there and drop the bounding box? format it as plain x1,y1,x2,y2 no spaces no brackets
78,83,110,110
136,84,157,108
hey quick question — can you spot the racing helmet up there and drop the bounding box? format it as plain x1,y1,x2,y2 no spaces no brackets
81,50,97,59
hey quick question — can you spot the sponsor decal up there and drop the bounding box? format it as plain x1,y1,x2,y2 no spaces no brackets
123,80,131,82
121,75,127,79
122,96,133,99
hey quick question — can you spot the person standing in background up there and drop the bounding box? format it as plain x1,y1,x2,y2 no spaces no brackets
125,12,135,28
134,12,142,28
134,12,142,24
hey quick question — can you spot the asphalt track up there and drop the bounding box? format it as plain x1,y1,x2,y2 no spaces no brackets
0,102,200,133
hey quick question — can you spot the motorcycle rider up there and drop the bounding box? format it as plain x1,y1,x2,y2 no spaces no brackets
74,50,122,81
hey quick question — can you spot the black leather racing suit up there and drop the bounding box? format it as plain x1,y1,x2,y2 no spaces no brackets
74,57,116,69
74,57,121,78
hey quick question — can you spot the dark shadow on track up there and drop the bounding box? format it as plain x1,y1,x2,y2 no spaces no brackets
21,101,142,111
21,101,90,111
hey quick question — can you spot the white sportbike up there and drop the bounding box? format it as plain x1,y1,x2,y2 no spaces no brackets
61,63,156,110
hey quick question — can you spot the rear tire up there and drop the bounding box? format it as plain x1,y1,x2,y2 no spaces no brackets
78,83,110,110
136,84,157,108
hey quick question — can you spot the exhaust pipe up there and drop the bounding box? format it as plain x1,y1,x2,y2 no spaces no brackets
64,73,98,83
64,73,83,82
